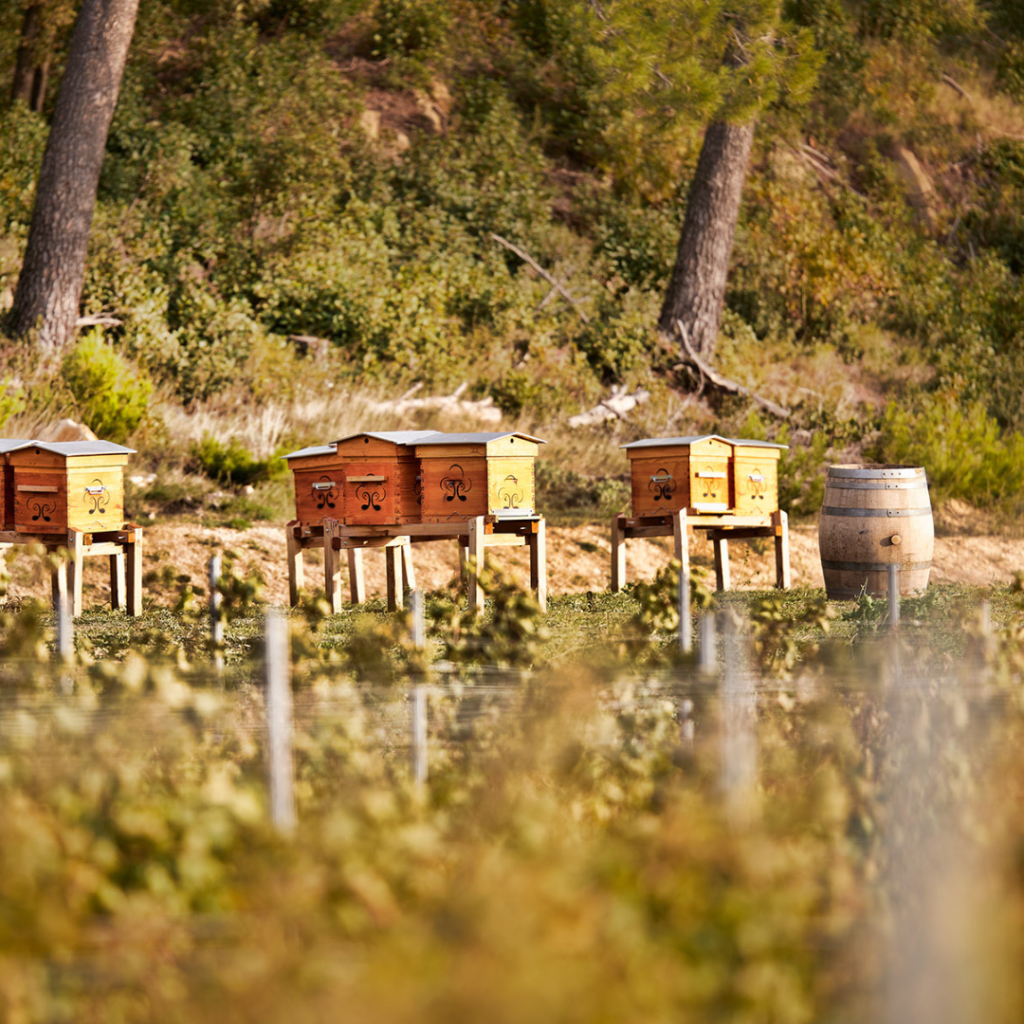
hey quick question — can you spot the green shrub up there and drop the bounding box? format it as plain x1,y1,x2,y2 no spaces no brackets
874,394,1024,506
192,434,282,487
60,331,152,443
0,377,25,431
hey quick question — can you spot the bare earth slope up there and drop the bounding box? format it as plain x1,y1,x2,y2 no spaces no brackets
6,522,1024,610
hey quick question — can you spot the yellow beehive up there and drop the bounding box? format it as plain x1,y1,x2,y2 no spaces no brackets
621,435,786,516
7,440,134,535
416,432,545,522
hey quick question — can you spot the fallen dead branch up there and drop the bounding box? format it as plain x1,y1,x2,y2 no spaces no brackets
490,233,590,324
674,319,790,420
366,382,502,424
568,384,650,427
76,315,123,328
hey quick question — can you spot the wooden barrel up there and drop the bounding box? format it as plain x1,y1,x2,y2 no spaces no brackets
818,465,933,599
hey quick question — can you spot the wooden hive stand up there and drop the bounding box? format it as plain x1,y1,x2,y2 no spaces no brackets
612,435,791,593
1,439,144,616
282,430,436,612
283,431,548,614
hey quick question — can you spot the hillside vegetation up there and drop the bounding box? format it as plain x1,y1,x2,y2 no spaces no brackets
3,0,1024,519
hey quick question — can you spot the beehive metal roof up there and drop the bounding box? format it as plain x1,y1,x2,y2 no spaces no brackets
620,435,787,450
16,440,137,456
414,431,546,445
0,438,32,454
332,430,440,446
281,443,336,460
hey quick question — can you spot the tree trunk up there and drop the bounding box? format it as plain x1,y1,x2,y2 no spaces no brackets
11,3,44,108
657,119,756,359
10,0,139,356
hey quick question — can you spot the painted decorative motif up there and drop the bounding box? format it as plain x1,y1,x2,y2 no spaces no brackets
311,475,339,511
648,468,677,503
355,481,386,512
85,479,110,517
746,470,767,503
441,464,472,504
699,466,725,503
29,498,56,523
497,473,524,509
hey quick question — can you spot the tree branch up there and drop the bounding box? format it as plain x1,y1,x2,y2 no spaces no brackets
675,319,790,419
490,233,590,324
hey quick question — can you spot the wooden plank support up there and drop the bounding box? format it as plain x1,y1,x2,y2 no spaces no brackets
529,516,547,612
773,509,792,590
110,551,126,611
611,513,626,593
323,518,343,614
400,540,416,593
347,548,366,604
713,537,731,592
467,516,485,615
67,529,84,618
125,525,143,617
385,545,403,611
286,521,304,607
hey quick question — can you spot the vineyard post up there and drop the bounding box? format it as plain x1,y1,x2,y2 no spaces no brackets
265,608,296,831
888,563,900,630
698,612,717,674
209,553,224,673
678,567,692,654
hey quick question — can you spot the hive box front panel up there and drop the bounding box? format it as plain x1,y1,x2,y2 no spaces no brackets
286,445,345,529
732,444,782,515
417,434,542,522
626,437,732,516
9,443,131,535
333,434,432,526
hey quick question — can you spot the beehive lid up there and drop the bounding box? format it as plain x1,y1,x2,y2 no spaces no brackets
282,443,336,460
415,432,546,445
0,438,32,454
18,440,137,456
332,430,440,446
724,437,788,450
620,434,730,450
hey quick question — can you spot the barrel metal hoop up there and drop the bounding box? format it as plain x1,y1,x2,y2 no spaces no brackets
821,559,933,573
820,506,932,518
827,466,926,480
824,479,928,491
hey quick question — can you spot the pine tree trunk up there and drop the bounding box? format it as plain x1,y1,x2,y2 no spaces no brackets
11,3,43,107
10,0,139,356
657,119,755,359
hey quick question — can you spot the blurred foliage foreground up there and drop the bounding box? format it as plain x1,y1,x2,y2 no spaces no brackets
2,566,1024,1021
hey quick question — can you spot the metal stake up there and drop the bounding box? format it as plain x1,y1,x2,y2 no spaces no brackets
888,563,900,630
678,567,692,654
698,612,718,674
410,589,426,650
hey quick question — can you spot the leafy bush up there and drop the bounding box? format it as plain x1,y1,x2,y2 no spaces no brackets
0,377,25,430
192,434,283,487
60,331,152,443
874,395,1024,506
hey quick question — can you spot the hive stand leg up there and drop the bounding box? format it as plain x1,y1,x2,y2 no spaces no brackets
385,544,404,612
286,525,304,607
323,520,343,614
125,527,143,617
51,550,68,611
400,540,416,594
529,520,547,613
110,551,126,611
713,537,731,592
672,509,689,588
457,542,468,582
66,530,84,618
773,510,792,590
467,518,485,616
347,548,366,605
611,514,626,593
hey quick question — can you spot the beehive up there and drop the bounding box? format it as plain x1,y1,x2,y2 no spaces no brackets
331,431,437,525
416,432,545,522
0,439,31,531
7,440,134,535
282,442,343,529
729,439,786,514
622,435,734,515
283,431,437,529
